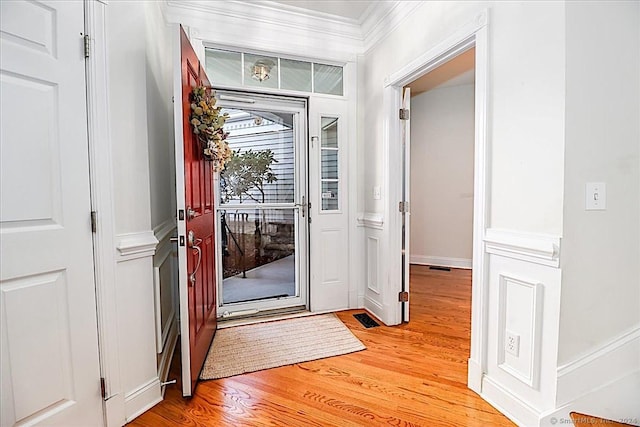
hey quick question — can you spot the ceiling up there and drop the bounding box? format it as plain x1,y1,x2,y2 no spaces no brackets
268,0,375,21
407,48,476,96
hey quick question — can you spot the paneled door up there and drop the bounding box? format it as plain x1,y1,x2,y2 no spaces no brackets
0,1,103,426
308,98,350,311
173,26,218,397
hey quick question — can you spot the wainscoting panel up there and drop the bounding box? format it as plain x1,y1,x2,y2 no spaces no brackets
366,236,380,294
497,274,543,388
482,228,562,424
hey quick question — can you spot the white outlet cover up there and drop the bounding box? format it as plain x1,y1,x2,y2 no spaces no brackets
505,330,520,357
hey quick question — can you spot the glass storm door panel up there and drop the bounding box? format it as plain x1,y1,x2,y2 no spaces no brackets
214,91,308,316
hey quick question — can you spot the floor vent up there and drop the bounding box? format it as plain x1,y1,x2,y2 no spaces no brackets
429,266,451,271
354,313,380,328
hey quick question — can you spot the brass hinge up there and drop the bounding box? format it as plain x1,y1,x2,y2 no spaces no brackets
100,377,106,400
398,291,409,302
91,211,97,233
399,108,410,120
84,35,90,58
398,201,409,213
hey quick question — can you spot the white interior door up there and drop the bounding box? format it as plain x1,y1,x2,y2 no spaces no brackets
0,2,103,425
401,87,411,322
309,98,350,312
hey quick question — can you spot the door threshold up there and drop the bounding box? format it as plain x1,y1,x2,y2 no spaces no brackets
217,306,311,328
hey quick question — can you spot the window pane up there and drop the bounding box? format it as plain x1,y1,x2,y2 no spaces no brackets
205,49,242,87
244,53,278,89
321,149,338,180
220,208,296,303
314,63,343,95
220,108,294,204
321,117,338,147
321,181,338,211
280,59,312,92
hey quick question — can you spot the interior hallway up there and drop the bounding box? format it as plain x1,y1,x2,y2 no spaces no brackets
129,265,514,426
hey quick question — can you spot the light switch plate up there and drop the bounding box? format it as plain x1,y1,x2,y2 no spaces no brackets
586,182,606,210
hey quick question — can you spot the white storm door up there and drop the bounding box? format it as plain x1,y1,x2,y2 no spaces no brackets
0,2,103,426
309,98,350,312
401,87,411,322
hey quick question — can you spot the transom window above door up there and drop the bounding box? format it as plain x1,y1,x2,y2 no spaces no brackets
205,48,344,96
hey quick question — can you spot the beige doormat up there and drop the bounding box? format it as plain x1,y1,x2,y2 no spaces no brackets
199,314,365,380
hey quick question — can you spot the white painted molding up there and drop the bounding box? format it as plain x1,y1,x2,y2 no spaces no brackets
497,274,543,389
556,325,640,406
468,358,483,393
124,378,162,422
158,320,178,396
362,1,424,54
481,376,541,427
153,238,174,353
484,228,561,268
163,0,422,58
410,255,472,269
357,212,384,229
85,1,126,425
116,231,159,260
153,218,176,244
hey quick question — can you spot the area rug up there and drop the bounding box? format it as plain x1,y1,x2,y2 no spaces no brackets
199,314,365,380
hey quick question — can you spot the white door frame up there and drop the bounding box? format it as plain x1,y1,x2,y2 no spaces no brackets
84,0,126,425
382,10,489,394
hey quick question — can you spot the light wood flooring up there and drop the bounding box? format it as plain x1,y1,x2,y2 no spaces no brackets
129,265,514,426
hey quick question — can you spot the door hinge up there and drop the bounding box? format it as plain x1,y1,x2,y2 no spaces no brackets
399,108,410,120
84,35,90,58
398,291,409,302
91,211,97,233
100,377,106,400
398,201,409,213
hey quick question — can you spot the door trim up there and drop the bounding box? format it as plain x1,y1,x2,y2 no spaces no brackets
84,1,126,425
381,10,489,395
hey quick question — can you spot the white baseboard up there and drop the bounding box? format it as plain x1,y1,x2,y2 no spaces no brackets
541,371,640,427
363,295,385,325
481,376,541,427
556,325,640,406
124,378,162,422
467,358,483,394
410,255,472,269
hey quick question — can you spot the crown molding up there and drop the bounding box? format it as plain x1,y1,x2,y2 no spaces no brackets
165,0,362,42
361,1,424,54
162,0,423,57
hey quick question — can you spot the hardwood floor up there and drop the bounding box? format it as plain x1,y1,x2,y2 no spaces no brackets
129,265,514,426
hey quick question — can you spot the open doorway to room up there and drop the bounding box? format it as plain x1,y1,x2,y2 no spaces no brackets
404,47,476,358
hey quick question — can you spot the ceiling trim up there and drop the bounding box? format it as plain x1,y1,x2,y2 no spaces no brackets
361,1,424,53
163,0,423,57
165,0,362,41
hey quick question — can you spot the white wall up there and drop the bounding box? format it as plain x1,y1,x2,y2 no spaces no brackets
410,84,475,267
558,0,639,401
106,1,168,422
361,2,567,424
362,1,566,235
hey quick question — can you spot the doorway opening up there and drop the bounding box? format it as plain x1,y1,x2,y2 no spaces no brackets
404,46,476,369
214,91,309,318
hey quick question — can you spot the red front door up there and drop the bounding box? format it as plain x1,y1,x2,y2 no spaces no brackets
176,26,217,397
